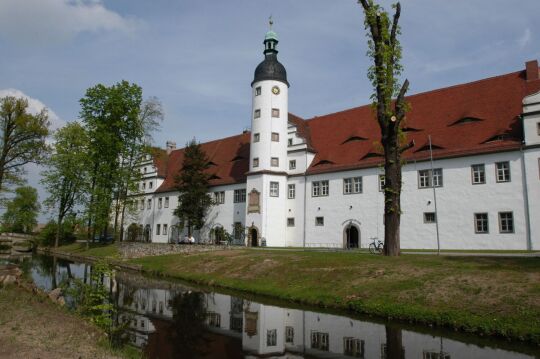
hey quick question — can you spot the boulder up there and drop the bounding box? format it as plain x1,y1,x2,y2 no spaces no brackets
2,275,17,286
48,287,62,301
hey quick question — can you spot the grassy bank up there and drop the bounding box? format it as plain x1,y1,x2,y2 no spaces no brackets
51,244,540,344
0,284,139,359
50,242,121,258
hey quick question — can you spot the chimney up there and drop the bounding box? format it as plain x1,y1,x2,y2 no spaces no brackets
166,140,176,155
525,60,539,81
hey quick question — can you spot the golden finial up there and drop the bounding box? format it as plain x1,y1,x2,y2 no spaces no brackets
269,15,273,29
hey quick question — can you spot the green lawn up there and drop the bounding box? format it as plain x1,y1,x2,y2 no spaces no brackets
50,242,120,259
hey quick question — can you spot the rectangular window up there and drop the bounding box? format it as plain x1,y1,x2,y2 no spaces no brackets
474,213,488,233
143,182,146,190
164,197,169,208
267,329,277,346
147,199,152,209
424,212,436,223
156,224,161,235
287,217,295,227
471,164,486,184
344,337,365,358
140,199,144,210
270,182,279,197
537,122,540,136
271,157,279,167
158,198,162,209
344,177,362,194
253,157,259,167
496,161,511,182
499,212,514,233
418,168,443,188
289,160,296,170
214,191,225,204
234,222,242,240
207,312,221,328
271,132,279,142
255,86,261,96
311,331,329,351
285,326,294,344
288,184,295,199
163,224,168,235
254,133,260,142
288,138,293,146
254,109,261,119
272,108,280,118
149,181,153,189
379,174,385,192
423,352,450,359
315,217,324,226
234,189,246,203
312,180,329,197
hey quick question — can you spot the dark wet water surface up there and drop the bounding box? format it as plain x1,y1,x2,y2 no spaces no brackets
5,254,539,359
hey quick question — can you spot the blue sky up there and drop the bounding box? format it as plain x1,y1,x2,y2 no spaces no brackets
0,0,539,221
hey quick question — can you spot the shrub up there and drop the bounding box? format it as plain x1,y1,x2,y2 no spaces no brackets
36,221,77,247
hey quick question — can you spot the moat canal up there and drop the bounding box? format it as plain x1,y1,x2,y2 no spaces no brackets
6,254,539,358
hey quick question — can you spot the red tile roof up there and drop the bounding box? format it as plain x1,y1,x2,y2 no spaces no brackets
155,65,540,191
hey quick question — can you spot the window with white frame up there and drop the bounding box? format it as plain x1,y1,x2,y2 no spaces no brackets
498,212,514,233
267,329,277,346
253,157,259,167
289,160,296,170
344,177,362,194
158,198,162,209
149,181,153,189
418,168,443,188
271,157,279,167
142,182,146,190
164,197,169,208
272,108,280,118
271,132,279,142
255,86,261,96
270,182,279,197
234,222,243,240
234,189,246,203
379,174,385,192
288,138,293,146
471,164,486,184
140,199,144,210
315,217,324,226
147,199,152,209
285,326,294,344
312,180,329,197
496,161,511,182
287,217,295,227
254,109,261,119
254,133,260,142
163,224,168,235
424,212,436,223
344,337,365,358
156,224,161,235
311,331,329,351
288,184,295,199
474,213,488,233
214,191,225,204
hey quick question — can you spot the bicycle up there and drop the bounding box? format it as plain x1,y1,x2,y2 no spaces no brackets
368,237,384,254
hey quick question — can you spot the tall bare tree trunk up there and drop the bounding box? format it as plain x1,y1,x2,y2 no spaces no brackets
385,325,404,359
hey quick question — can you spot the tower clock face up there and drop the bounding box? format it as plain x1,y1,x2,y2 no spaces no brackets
272,86,280,95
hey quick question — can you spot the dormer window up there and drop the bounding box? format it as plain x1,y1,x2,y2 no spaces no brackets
450,117,483,126
483,134,512,143
254,109,261,119
341,136,367,144
414,144,444,153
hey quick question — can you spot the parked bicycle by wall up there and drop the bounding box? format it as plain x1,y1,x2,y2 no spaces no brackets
368,237,384,254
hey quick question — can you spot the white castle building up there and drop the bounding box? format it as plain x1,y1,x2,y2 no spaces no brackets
125,28,540,250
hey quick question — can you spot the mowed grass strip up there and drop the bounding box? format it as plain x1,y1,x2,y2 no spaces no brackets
52,242,120,259
129,249,540,343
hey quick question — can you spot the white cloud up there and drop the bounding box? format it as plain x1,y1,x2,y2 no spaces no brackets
0,0,138,45
0,89,65,130
518,28,532,49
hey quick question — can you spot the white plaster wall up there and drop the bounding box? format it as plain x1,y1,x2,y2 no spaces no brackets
523,91,540,146
286,176,307,247
303,151,530,250
524,148,540,249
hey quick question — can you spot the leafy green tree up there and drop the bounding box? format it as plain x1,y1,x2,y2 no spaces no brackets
41,122,89,247
0,96,49,192
174,139,213,237
2,186,40,233
358,1,414,256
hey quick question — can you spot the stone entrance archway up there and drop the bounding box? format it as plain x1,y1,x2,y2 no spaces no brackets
249,227,259,247
344,224,360,249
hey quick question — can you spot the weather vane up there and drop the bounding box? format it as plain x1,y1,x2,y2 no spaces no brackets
269,15,273,29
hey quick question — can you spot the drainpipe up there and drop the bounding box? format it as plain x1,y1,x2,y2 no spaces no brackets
520,146,532,250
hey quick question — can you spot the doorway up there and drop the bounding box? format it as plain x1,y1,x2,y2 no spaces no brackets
144,224,151,242
250,228,258,247
345,225,360,249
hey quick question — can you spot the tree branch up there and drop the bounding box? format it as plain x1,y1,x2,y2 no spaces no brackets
399,139,415,153
395,78,409,123
390,2,401,47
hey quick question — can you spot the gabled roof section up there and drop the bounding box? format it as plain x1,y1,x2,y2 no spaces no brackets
155,132,250,193
288,113,315,151
150,147,168,178
305,66,540,175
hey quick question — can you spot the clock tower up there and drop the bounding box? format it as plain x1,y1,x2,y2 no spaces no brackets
245,22,289,247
